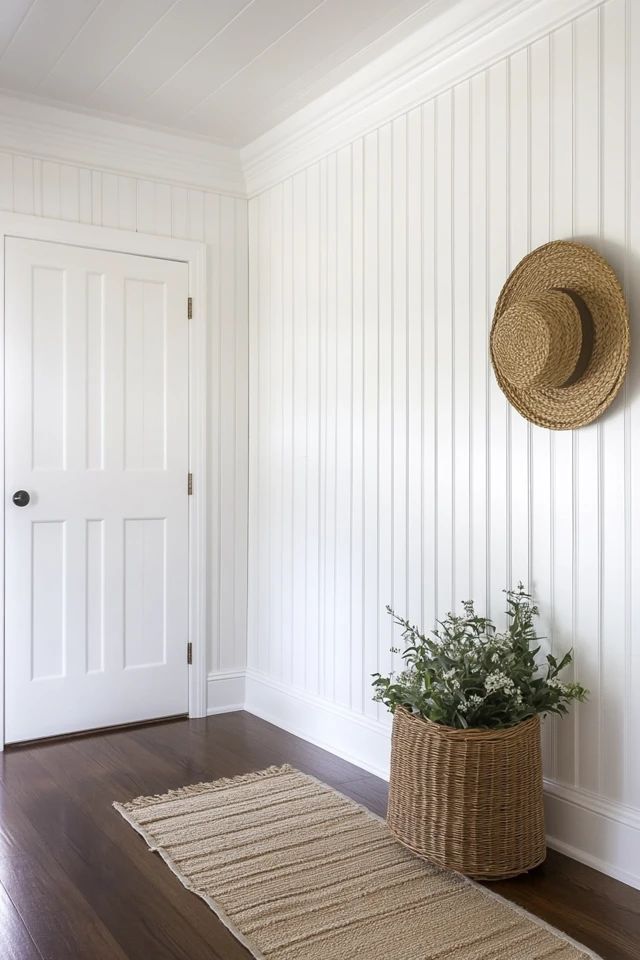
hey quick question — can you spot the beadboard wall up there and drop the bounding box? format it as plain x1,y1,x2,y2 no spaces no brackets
245,0,640,888
0,151,249,711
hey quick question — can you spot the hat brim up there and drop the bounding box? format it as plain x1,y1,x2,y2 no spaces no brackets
490,240,629,430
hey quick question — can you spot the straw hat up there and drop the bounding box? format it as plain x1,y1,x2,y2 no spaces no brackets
490,240,629,430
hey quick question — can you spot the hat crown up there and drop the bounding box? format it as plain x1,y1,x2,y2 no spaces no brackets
491,289,583,389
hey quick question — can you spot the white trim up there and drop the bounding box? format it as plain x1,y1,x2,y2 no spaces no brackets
544,789,640,891
0,212,209,747
244,670,640,890
545,834,640,894
544,778,640,833
206,671,246,715
244,669,391,780
0,0,603,200
241,0,602,195
0,92,245,197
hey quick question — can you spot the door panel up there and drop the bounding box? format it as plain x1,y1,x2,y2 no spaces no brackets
124,517,166,668
4,237,190,743
31,520,66,680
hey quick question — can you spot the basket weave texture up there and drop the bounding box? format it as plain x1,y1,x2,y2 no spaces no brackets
490,240,629,430
387,707,546,880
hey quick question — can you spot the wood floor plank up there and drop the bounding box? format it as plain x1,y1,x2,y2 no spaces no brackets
37,737,251,960
0,794,130,960
0,712,638,960
3,739,250,960
0,881,43,960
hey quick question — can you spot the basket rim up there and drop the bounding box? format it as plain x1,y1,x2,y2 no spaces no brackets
393,706,541,742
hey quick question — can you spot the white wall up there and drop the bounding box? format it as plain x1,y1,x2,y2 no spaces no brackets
245,0,640,888
0,149,249,711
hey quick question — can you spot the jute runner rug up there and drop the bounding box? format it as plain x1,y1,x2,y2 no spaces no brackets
114,765,600,960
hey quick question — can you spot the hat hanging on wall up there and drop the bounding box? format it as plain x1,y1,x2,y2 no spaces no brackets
490,240,629,430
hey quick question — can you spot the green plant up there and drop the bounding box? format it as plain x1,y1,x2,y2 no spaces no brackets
372,584,587,729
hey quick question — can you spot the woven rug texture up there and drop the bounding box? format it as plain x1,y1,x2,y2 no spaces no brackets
114,764,600,960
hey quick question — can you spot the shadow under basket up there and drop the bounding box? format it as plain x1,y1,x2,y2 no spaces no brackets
386,707,546,880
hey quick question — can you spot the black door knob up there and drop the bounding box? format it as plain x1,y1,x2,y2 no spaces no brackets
12,490,30,507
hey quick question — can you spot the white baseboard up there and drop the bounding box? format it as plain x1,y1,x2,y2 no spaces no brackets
544,784,640,891
244,670,391,779
206,671,245,715
244,669,640,891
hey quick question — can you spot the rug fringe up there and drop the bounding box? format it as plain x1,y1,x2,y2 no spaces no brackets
116,764,294,810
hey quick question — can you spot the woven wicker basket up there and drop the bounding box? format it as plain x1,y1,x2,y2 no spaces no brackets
387,707,546,879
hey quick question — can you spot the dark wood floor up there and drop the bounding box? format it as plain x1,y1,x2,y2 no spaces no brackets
0,713,638,960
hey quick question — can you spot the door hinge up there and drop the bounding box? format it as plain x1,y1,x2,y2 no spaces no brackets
187,296,193,319
188,472,193,495
187,642,193,665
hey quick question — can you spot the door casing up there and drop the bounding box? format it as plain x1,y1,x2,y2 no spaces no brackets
0,213,208,748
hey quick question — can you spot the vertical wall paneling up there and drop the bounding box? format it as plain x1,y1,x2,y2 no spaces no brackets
628,0,640,810
600,0,628,803
350,141,365,713
529,34,555,776
78,168,92,223
305,165,320,694
508,49,531,594
0,153,12,210
452,82,470,610
204,192,222,674
435,93,454,618
291,170,308,692
573,8,601,796
391,114,407,686
391,112,407,690
406,107,423,630
487,59,509,618
218,196,240,673
378,122,393,714
13,156,35,214
258,188,272,677
362,131,379,721
421,99,437,639
245,0,640,885
234,198,249,684
281,178,294,689
323,155,337,701
550,21,577,786
469,73,488,613
247,193,260,677
100,173,119,228
335,144,352,708
270,182,284,683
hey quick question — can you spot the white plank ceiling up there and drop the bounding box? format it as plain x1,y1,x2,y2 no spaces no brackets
0,0,443,146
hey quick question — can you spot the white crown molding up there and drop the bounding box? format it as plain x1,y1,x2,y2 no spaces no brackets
241,0,602,196
0,92,245,197
0,0,601,199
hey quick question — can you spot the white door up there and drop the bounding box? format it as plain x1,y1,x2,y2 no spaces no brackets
4,238,190,743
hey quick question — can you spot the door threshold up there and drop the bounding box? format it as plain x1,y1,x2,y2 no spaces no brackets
5,713,189,750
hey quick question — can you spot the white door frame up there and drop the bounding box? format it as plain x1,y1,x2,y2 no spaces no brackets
0,213,208,748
